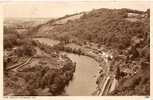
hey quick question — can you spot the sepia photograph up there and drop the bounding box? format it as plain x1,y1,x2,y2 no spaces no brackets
3,1,150,96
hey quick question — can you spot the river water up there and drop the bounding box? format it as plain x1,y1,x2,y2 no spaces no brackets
33,38,100,96
64,53,100,96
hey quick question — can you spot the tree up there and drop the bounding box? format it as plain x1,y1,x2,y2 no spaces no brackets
115,66,121,80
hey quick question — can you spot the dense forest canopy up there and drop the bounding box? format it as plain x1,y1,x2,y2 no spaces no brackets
48,8,149,50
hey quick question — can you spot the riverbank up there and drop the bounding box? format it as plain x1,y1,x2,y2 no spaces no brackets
35,38,116,95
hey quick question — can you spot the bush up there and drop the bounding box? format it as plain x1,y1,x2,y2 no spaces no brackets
15,44,36,57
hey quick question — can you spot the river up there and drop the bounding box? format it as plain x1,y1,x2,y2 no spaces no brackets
64,53,100,96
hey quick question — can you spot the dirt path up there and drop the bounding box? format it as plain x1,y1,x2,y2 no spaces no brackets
6,57,32,71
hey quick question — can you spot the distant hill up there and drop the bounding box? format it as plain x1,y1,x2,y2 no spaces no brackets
30,12,84,37
33,8,149,49
4,18,51,29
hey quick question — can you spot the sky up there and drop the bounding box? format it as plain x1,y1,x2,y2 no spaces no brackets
3,1,151,18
